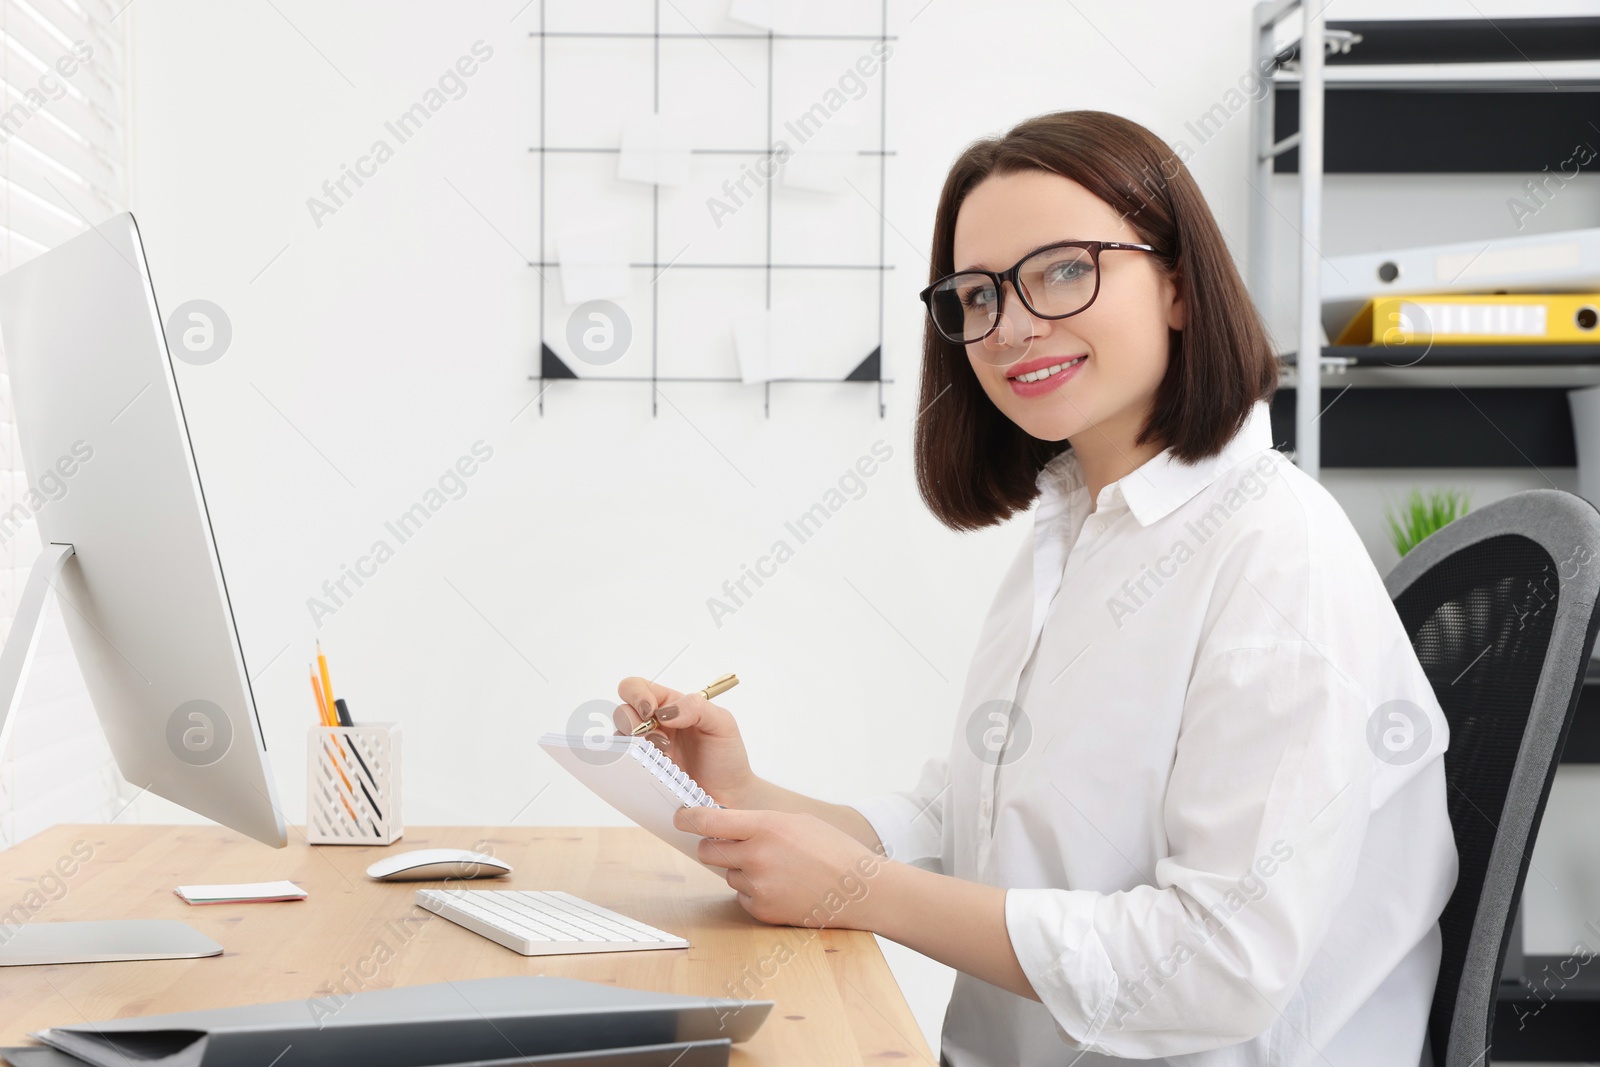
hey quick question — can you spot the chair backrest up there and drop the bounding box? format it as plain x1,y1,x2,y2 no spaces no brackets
1384,489,1600,1067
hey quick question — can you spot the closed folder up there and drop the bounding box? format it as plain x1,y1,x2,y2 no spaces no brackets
6,1045,732,1067
1334,292,1600,345
1320,227,1600,336
18,975,771,1067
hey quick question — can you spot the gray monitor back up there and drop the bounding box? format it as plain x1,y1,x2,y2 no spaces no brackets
0,213,285,847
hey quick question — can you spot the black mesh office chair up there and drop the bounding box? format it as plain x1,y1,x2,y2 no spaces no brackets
1385,489,1600,1067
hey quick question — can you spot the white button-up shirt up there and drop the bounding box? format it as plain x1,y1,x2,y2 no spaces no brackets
852,400,1458,1067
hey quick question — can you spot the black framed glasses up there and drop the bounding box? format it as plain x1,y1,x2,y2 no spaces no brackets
919,240,1157,348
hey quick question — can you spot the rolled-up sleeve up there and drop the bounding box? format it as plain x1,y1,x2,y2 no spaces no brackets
847,755,949,873
1005,634,1376,1058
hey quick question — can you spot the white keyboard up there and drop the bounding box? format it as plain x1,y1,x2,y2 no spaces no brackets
415,888,689,956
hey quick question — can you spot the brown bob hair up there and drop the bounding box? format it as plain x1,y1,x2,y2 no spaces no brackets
914,110,1278,531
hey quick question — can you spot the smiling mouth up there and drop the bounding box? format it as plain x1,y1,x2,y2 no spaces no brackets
1008,355,1087,383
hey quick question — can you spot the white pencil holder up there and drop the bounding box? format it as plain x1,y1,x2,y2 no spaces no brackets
307,723,402,845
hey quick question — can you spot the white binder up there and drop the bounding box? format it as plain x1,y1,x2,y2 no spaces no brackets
1321,226,1600,338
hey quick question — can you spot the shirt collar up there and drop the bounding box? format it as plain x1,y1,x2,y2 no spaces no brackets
1034,399,1276,527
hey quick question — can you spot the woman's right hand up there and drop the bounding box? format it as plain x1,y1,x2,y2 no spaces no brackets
614,676,764,809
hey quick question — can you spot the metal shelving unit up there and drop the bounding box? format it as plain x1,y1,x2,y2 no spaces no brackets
1246,9,1600,477
1249,0,1328,477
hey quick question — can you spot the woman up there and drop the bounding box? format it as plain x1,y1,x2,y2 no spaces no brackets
614,110,1457,1067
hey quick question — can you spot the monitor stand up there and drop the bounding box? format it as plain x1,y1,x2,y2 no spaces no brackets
0,921,222,966
0,542,223,966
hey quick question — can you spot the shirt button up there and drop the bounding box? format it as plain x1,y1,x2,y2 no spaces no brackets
979,798,992,820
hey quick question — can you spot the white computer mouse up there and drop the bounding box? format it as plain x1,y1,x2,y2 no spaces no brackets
365,848,512,882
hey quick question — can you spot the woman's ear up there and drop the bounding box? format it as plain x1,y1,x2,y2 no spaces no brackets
1165,268,1186,331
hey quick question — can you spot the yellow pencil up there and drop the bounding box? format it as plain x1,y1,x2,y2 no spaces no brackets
311,666,359,823
323,737,361,824
316,640,336,713
311,668,333,726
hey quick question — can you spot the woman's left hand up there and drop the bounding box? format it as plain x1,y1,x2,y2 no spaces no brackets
673,806,891,930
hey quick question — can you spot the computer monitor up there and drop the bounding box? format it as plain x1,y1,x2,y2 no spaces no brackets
0,213,286,962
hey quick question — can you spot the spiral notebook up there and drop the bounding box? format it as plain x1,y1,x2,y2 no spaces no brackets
538,733,719,866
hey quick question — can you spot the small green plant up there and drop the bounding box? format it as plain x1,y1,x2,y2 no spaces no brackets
1385,488,1470,557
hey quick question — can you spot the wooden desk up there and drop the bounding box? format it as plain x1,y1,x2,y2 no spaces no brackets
0,825,935,1065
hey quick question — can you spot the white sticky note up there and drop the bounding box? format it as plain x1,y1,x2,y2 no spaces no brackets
731,304,839,384
780,119,865,195
727,0,801,33
617,113,694,187
175,880,306,904
555,220,633,305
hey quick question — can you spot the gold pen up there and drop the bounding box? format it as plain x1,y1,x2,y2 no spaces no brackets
631,672,739,736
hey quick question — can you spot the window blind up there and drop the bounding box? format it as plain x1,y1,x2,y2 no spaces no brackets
0,0,124,267
0,0,128,848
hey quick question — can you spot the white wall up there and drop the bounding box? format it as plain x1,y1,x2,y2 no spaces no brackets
87,0,1600,1051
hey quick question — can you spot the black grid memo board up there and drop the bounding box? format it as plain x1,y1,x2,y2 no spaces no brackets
529,0,897,417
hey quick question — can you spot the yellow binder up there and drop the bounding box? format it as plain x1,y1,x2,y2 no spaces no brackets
1335,292,1600,345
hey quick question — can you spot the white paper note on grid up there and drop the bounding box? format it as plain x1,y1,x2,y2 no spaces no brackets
726,0,803,33
732,304,841,383
617,113,694,187
781,120,865,195
555,220,633,305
